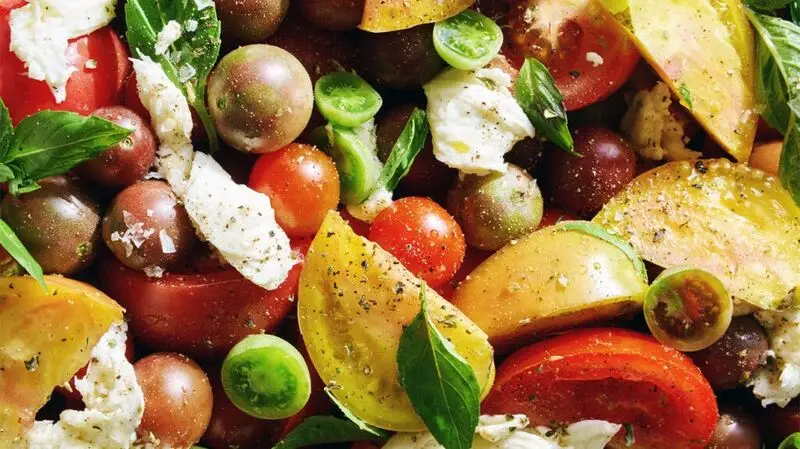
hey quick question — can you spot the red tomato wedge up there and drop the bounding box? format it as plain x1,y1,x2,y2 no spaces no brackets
482,328,718,449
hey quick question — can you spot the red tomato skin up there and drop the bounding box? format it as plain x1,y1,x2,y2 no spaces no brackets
123,73,151,122
483,328,718,449
0,5,129,123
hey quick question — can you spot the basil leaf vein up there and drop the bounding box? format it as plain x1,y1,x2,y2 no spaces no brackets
514,58,575,154
375,108,429,193
272,416,386,449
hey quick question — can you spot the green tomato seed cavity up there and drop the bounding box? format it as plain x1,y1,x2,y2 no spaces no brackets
315,72,383,127
433,10,504,71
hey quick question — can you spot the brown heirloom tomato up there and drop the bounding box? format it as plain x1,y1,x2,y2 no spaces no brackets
216,0,289,43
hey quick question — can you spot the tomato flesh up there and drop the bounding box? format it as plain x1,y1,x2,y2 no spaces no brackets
482,328,718,449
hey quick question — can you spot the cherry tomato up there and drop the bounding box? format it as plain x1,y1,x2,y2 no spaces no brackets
123,73,150,122
0,5,129,123
482,328,719,449
248,143,340,238
296,0,365,31
506,0,640,110
758,399,800,447
340,208,371,237
537,208,578,229
135,353,213,448
690,316,769,390
707,403,762,449
369,197,466,288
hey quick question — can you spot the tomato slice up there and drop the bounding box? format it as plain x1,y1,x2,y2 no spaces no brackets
482,328,718,449
506,0,640,110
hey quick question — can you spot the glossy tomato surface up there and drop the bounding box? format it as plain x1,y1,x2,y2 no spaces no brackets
0,4,129,123
482,328,718,449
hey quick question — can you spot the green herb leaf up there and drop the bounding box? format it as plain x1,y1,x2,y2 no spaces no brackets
0,218,44,290
125,0,221,152
0,164,14,183
746,0,792,10
780,114,800,202
272,416,387,449
678,83,694,111
623,423,635,447
396,285,480,449
779,433,800,449
792,1,800,24
514,58,575,153
0,99,13,160
375,108,429,192
6,111,131,195
324,388,390,438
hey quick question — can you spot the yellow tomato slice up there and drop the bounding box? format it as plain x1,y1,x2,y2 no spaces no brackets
600,0,757,161
298,211,495,431
0,277,123,446
594,159,800,310
359,0,474,33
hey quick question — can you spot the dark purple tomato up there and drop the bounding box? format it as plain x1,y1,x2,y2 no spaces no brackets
1,176,100,275
296,0,365,31
216,0,289,43
208,44,314,154
74,106,157,188
135,353,213,448
542,125,636,216
376,104,455,197
357,24,445,90
690,316,769,391
759,399,800,447
102,180,196,271
707,403,761,449
505,137,545,174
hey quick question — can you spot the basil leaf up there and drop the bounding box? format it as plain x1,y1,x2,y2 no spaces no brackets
396,286,480,449
746,0,792,10
125,0,221,152
746,9,800,134
0,164,14,182
375,108,429,192
0,218,44,290
0,99,12,160
779,433,800,449
780,113,800,203
514,58,575,153
272,416,387,449
6,111,130,194
792,1,800,24
324,388,390,438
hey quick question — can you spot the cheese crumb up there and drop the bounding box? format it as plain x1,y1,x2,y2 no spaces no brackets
158,230,176,254
585,52,604,67
346,187,393,224
154,20,182,56
143,265,165,278
750,305,800,407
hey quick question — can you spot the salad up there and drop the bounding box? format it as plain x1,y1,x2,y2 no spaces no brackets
0,0,798,448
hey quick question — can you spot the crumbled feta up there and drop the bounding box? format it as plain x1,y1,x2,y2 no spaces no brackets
750,304,800,407
25,323,144,449
143,265,164,278
85,59,97,70
9,0,117,103
382,415,621,449
132,57,295,291
178,64,196,83
194,0,214,10
158,229,176,254
585,52,604,67
154,20,182,56
424,68,535,175
346,187,393,223
184,19,198,32
109,211,155,258
620,82,701,162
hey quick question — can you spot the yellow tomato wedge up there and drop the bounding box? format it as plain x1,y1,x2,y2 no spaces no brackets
600,0,757,161
452,223,648,352
359,0,474,33
594,159,800,311
298,211,495,431
0,277,124,447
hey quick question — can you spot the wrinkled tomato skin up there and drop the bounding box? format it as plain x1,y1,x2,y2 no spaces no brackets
483,328,718,449
0,5,129,123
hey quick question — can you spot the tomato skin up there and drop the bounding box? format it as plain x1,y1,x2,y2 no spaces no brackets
0,6,129,123
369,197,466,288
483,328,718,449
506,0,639,110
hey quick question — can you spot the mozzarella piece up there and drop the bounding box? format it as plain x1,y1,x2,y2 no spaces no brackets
424,68,535,176
9,0,116,103
750,304,800,407
154,20,182,56
382,415,621,449
346,187,393,223
24,323,144,449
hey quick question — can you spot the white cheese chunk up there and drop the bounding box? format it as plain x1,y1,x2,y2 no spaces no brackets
9,0,117,103
382,415,621,449
346,187,393,224
750,305,800,407
424,68,535,176
154,20,182,56
25,323,144,449
585,52,604,67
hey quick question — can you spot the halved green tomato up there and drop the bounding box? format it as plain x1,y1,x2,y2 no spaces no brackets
594,159,800,310
433,10,503,70
599,0,757,161
298,211,495,431
325,122,383,204
315,72,383,127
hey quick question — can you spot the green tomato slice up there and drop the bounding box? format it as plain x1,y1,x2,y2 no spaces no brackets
221,334,311,420
315,72,383,127
433,9,504,70
644,267,733,352
325,122,383,205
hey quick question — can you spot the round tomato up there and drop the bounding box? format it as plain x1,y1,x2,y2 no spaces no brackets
0,4,129,123
368,197,466,288
482,328,718,449
506,0,640,110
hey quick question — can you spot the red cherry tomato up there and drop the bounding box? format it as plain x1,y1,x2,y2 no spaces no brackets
0,4,129,123
369,197,466,288
482,328,718,449
248,143,340,238
506,0,640,110
123,73,150,122
340,208,371,237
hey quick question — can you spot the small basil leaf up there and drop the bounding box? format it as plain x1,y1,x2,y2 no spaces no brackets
0,98,12,160
397,286,480,449
272,416,387,449
324,388,390,438
0,217,45,290
375,108,429,192
514,58,575,153
0,163,14,183
746,0,792,10
125,0,221,152
8,111,130,187
780,113,800,203
792,1,800,24
779,433,800,449
8,178,41,196
623,423,635,447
